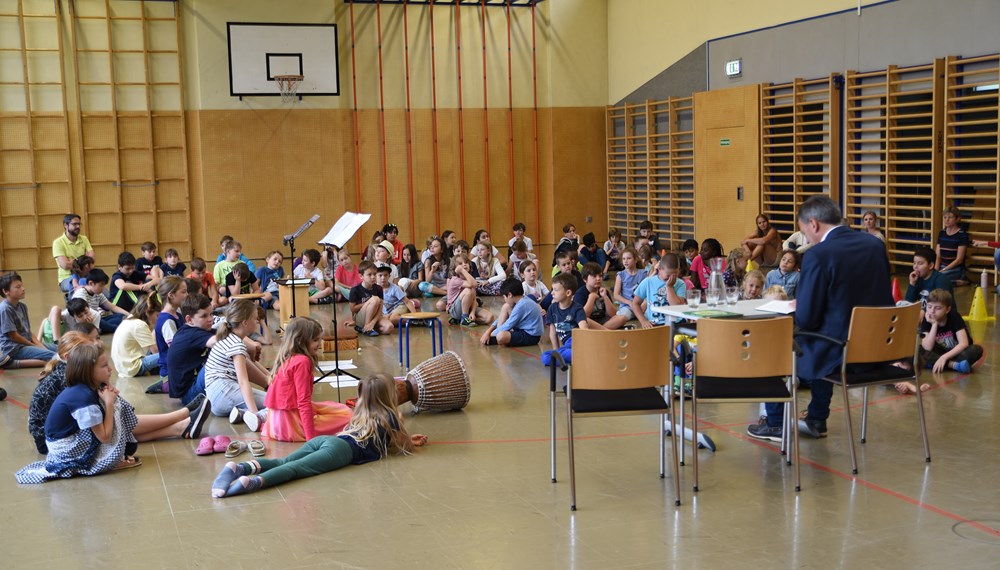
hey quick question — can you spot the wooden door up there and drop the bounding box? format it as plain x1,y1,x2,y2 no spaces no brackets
694,85,761,254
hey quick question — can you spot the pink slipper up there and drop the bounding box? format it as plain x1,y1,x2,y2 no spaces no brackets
196,437,215,456
212,436,231,454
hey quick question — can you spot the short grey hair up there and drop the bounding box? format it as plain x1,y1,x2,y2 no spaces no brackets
797,196,842,226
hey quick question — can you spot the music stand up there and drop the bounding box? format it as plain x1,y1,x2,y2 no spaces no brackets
281,214,320,323
314,212,371,400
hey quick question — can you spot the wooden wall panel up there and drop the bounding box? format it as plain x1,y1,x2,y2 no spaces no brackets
487,108,513,237
409,109,439,245
435,109,464,237
548,107,607,245
513,109,540,241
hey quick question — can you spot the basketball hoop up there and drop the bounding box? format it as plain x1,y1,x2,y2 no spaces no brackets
274,74,303,103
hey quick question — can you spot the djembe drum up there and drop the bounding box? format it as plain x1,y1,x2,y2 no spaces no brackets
396,351,470,413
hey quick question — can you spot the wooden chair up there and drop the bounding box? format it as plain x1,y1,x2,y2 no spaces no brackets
798,303,928,474
691,316,800,492
559,326,680,511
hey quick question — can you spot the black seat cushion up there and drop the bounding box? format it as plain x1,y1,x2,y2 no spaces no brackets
570,387,669,414
694,376,790,400
823,362,915,386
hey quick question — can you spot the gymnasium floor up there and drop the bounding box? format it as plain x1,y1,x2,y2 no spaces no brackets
1,267,999,568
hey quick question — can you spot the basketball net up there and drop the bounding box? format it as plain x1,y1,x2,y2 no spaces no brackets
274,74,303,103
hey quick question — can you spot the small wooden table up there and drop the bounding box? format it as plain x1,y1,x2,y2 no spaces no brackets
397,312,444,370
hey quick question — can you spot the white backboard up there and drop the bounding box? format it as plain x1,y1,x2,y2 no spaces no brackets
227,22,339,98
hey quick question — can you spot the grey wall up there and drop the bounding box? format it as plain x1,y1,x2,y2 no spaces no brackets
708,0,1000,89
615,43,707,105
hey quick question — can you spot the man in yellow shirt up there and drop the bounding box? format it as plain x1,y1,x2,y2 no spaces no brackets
52,213,95,292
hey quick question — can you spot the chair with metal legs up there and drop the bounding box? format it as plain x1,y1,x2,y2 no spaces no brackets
553,326,680,511
797,303,928,474
690,316,800,492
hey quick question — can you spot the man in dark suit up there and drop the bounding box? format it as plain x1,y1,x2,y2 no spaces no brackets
748,196,893,442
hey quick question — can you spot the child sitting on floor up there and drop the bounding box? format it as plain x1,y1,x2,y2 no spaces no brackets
376,264,417,327
446,254,493,327
211,373,427,498
213,241,245,292
631,254,687,329
255,250,285,309
917,289,983,375
293,249,334,304
111,252,154,312
334,249,362,301
764,250,800,299
480,278,544,347
160,248,187,278
40,298,99,346
905,247,953,311
508,239,536,280
519,260,549,303
110,293,161,378
604,229,625,272
215,235,256,273
541,273,588,366
349,261,392,336
188,257,222,309
0,272,57,368
136,242,164,287
67,255,95,296
204,299,270,431
741,269,765,300
612,247,644,323
260,317,352,442
575,262,626,330
508,222,534,254
73,269,129,334
167,294,216,406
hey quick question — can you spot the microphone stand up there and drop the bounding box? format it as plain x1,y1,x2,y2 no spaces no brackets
281,215,320,324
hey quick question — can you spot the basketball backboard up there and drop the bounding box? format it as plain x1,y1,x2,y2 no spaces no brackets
227,22,339,98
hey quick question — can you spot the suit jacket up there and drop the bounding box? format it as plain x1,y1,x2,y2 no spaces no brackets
795,225,893,379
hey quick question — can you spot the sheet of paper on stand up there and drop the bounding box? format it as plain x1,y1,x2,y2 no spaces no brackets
318,211,372,248
317,360,356,370
755,300,796,314
275,278,313,286
314,375,361,387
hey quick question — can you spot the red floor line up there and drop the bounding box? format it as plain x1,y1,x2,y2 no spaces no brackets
5,396,28,410
693,416,1000,539
433,430,658,445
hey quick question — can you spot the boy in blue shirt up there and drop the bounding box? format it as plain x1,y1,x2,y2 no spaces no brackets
905,247,953,310
167,294,217,405
480,278,544,347
632,254,687,328
541,273,588,366
255,250,285,309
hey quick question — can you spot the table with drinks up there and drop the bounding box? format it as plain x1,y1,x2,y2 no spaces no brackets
651,289,794,458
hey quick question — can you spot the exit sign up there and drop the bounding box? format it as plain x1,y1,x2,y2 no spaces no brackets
725,59,742,78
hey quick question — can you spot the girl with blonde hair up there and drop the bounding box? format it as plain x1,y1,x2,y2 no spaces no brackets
212,373,427,498
260,317,352,442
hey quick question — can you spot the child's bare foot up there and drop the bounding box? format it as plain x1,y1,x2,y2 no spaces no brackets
894,382,930,395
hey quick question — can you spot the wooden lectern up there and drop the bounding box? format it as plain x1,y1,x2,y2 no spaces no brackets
276,278,312,328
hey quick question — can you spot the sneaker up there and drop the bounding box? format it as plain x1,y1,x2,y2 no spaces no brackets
448,317,460,325
182,398,212,439
354,325,364,334
145,380,164,394
363,329,379,337
244,410,261,432
229,407,244,425
954,360,971,374
747,422,783,442
461,316,477,327
798,418,827,439
184,393,207,414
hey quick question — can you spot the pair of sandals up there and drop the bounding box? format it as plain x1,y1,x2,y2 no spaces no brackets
224,439,265,458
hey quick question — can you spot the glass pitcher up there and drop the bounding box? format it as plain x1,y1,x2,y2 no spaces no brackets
706,256,726,306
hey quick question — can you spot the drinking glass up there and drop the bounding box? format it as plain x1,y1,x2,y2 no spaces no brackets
726,286,740,306
705,288,720,307
686,289,701,309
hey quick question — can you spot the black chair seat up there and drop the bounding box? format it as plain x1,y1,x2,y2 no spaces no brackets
822,362,914,386
694,376,790,399
570,387,669,414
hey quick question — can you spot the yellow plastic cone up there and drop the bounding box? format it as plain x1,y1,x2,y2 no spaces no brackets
965,286,995,322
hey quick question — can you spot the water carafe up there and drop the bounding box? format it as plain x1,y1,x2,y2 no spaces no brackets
706,256,726,307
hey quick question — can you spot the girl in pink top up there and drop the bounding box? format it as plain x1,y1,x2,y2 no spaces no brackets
261,317,351,442
333,250,362,301
688,238,725,290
